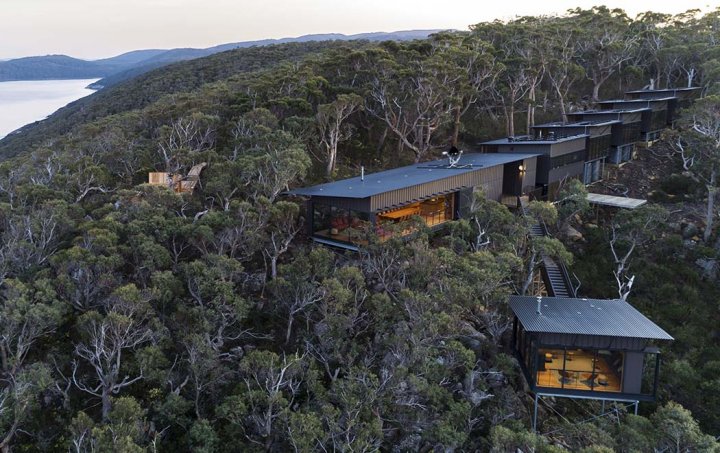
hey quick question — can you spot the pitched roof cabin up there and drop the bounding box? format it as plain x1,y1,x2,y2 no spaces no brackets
510,296,673,403
531,120,618,184
479,135,588,198
287,153,538,250
566,109,648,164
597,98,676,141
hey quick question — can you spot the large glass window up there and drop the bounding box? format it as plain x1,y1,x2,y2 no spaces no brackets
312,203,371,245
376,194,455,240
535,348,623,393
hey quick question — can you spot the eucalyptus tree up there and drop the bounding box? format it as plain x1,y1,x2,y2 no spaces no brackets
571,7,639,101
367,43,459,162
675,95,720,243
471,19,543,136
317,93,363,177
71,285,164,421
608,204,668,300
428,32,500,145
539,17,585,122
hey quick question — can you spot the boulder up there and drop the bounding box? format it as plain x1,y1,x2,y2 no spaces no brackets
695,258,718,280
562,224,584,241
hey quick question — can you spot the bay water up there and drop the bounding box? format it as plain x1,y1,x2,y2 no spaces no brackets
0,79,98,139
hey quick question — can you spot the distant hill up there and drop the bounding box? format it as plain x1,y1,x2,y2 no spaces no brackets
0,50,167,82
0,30,443,86
0,40,370,159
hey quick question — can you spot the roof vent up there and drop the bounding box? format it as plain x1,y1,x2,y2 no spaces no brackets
536,296,542,315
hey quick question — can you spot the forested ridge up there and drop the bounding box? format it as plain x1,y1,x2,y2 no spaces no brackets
0,6,720,452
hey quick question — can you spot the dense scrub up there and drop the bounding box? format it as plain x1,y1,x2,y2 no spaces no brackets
0,6,719,451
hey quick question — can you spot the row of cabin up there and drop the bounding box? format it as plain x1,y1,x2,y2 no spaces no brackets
479,87,701,197
288,89,678,408
289,87,700,250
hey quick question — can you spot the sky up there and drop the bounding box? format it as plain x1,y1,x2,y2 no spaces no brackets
3,0,716,60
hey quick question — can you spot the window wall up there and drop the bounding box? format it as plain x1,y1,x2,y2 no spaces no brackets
375,194,455,240
312,203,371,245
535,348,623,393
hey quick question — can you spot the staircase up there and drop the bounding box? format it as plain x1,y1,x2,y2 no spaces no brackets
521,198,575,298
542,257,572,298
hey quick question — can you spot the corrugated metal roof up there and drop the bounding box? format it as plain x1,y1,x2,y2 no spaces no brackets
288,152,539,198
533,119,621,128
509,296,673,340
481,134,588,146
625,87,701,95
598,98,675,107
568,108,650,115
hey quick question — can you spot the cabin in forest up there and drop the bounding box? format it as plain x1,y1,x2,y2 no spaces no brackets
531,120,618,184
509,296,673,427
597,98,675,141
479,135,588,198
566,109,647,164
287,153,538,249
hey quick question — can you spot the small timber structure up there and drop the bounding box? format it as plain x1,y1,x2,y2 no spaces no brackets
148,163,207,194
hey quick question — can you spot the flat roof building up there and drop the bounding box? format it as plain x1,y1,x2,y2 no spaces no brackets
566,109,648,164
288,152,538,249
480,135,589,198
532,121,618,184
597,98,676,140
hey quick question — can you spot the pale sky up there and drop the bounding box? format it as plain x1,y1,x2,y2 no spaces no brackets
3,0,716,60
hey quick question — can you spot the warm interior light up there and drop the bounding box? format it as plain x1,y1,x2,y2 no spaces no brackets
518,164,525,172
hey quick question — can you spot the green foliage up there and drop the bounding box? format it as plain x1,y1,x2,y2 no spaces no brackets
0,8,718,451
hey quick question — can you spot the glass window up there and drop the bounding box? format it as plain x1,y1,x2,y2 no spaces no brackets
535,348,624,393
312,204,370,245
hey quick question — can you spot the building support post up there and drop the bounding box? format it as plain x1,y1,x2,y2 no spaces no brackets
634,401,639,415
532,393,539,433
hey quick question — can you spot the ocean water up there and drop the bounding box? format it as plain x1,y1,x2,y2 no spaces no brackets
0,79,98,139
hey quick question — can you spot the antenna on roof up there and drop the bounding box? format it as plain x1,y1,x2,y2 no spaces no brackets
442,146,463,168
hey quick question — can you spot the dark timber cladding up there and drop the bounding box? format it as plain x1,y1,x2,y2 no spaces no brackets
289,153,539,211
479,135,588,187
597,97,676,137
511,296,673,410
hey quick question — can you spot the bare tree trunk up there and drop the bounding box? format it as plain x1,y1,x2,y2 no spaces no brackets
376,126,388,159
102,388,112,422
592,83,601,102
452,106,462,146
704,169,717,243
271,256,278,281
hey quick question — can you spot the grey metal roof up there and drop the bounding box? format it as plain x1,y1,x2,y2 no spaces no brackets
509,296,673,340
533,119,621,128
625,87,701,95
288,152,539,198
481,134,589,145
598,98,675,106
566,108,651,121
